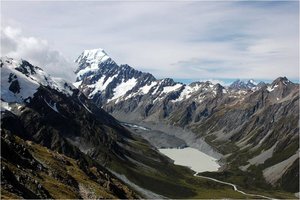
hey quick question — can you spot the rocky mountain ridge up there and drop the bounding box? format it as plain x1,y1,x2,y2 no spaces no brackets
74,49,269,109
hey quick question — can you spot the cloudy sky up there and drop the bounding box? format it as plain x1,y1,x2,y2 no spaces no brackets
1,1,299,84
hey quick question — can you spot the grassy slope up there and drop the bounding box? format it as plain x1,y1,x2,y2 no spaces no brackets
1,135,136,199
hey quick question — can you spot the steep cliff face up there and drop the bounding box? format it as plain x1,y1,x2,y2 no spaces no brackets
74,49,299,193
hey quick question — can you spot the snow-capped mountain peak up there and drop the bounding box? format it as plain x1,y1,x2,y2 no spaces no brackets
271,76,291,86
248,79,257,85
229,79,258,90
1,57,75,104
75,48,111,65
74,48,117,82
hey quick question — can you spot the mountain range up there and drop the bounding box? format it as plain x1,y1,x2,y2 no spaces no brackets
0,57,256,199
74,48,299,194
1,48,299,199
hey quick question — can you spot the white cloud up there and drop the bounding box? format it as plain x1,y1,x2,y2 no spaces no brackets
1,1,299,81
1,26,76,81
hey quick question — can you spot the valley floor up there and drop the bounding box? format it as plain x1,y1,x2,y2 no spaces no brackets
121,120,297,199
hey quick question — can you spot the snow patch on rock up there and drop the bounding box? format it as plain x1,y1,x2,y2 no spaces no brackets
89,74,117,97
172,84,201,102
162,84,182,94
73,80,83,88
140,82,157,94
267,84,278,92
108,78,137,102
52,77,75,96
